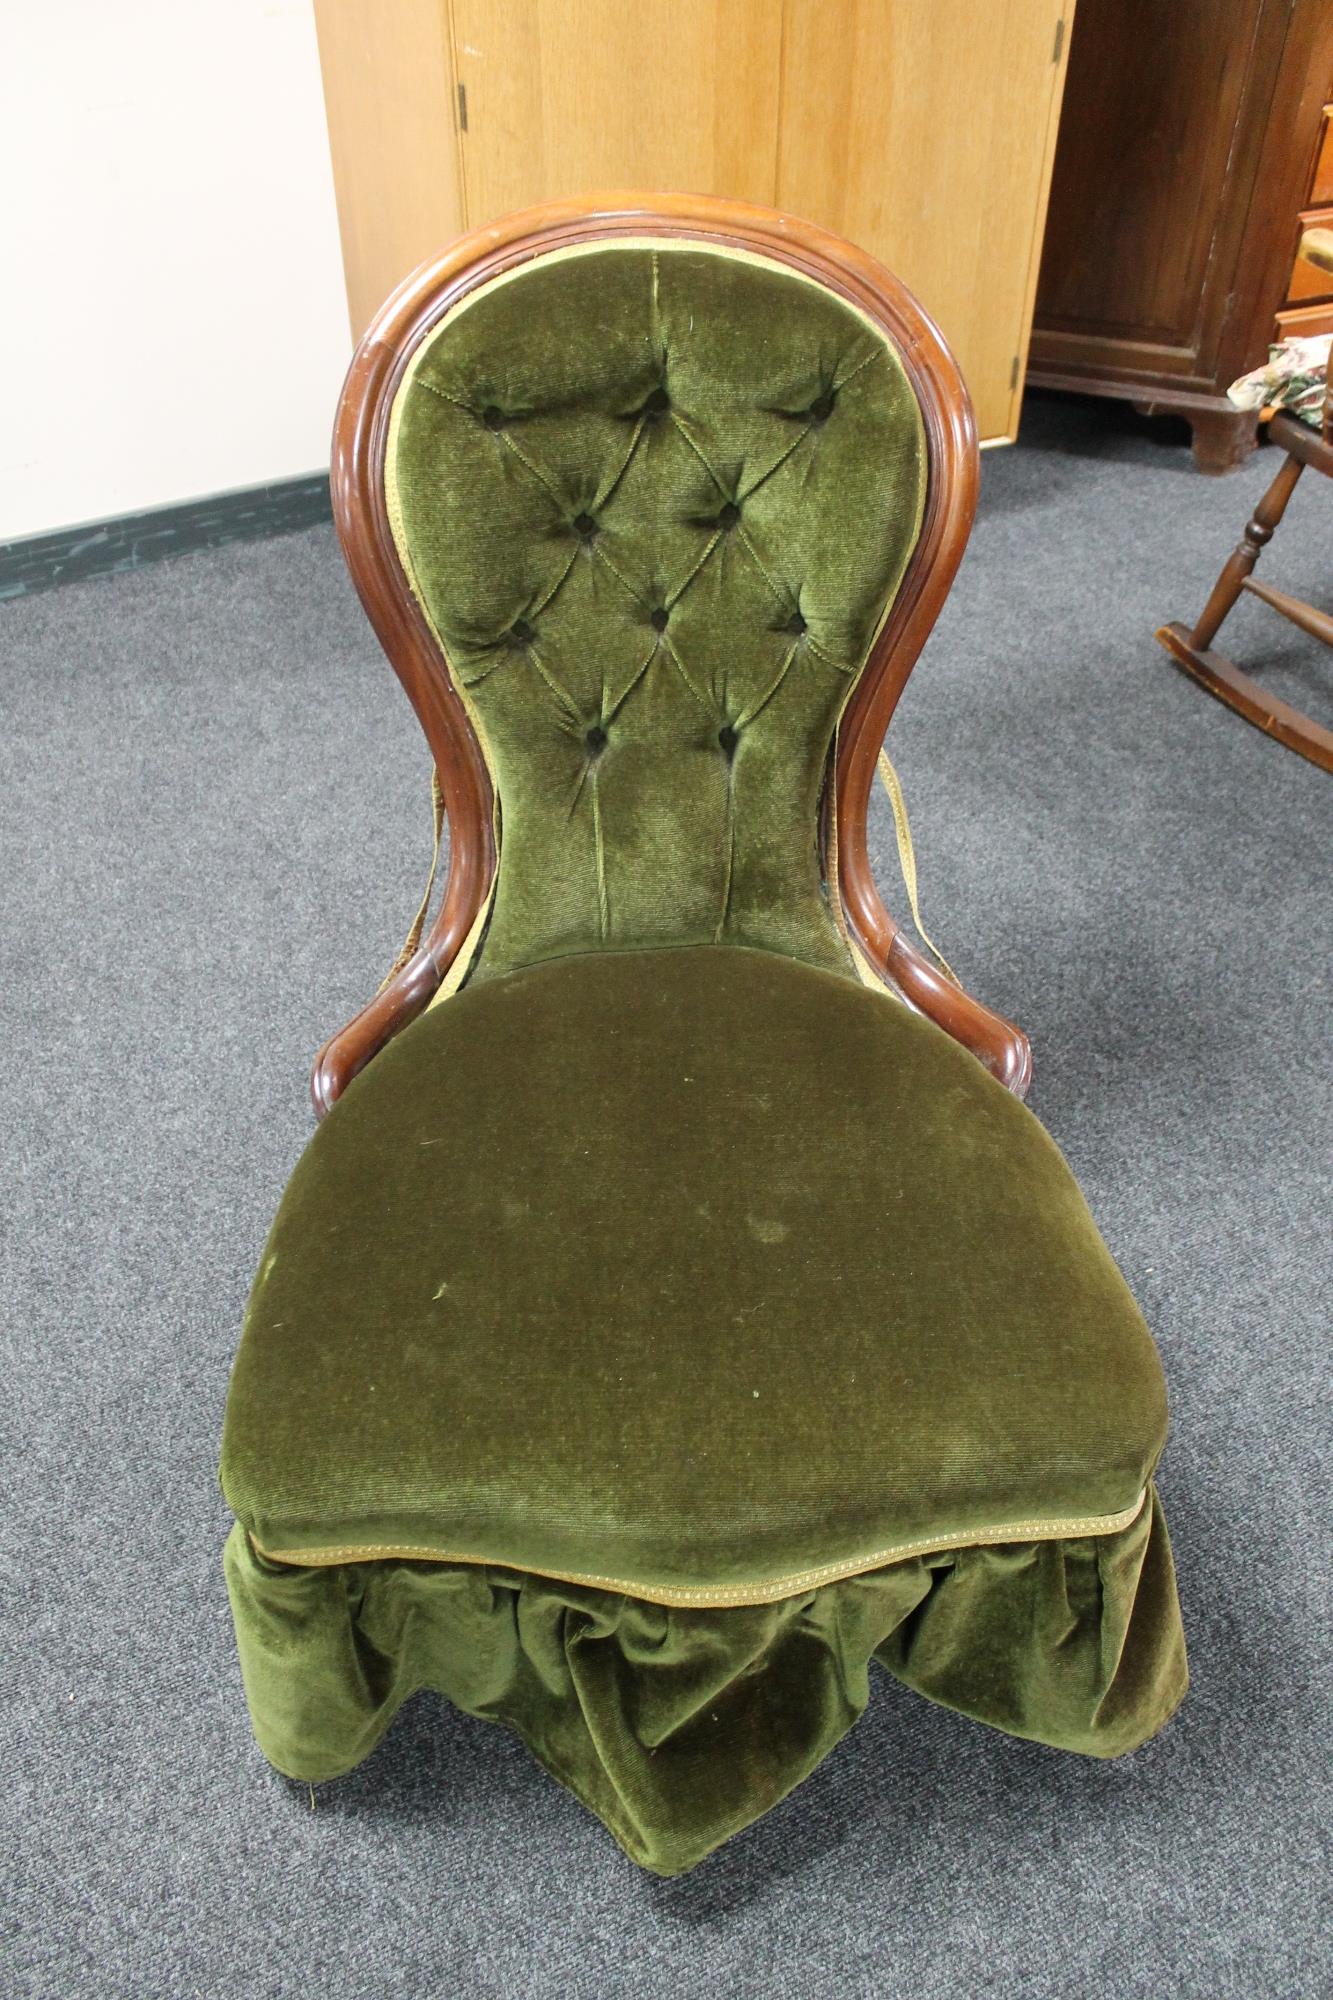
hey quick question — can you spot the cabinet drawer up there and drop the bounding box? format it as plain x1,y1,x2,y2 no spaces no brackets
1276,298,1333,340
1287,213,1333,303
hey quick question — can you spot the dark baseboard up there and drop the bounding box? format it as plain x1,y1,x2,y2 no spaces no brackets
0,474,333,602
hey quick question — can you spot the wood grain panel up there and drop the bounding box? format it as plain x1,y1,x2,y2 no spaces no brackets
1035,0,1273,350
314,0,465,339
774,0,1071,441
1313,109,1333,205
450,0,781,224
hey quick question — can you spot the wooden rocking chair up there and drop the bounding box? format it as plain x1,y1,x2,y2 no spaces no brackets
1157,347,1333,773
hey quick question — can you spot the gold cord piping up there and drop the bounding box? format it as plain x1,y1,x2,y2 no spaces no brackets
249,1489,1147,1610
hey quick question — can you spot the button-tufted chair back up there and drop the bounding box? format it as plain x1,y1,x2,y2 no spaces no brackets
385,238,928,981
313,196,1032,1112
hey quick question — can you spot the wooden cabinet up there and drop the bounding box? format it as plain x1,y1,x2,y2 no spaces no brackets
1027,0,1333,472
313,0,1075,446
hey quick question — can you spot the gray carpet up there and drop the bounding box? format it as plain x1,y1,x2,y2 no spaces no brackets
3,395,1329,1999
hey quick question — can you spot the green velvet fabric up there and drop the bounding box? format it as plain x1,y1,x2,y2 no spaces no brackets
221,240,1187,1870
222,949,1168,1591
386,241,926,980
224,1484,1185,1877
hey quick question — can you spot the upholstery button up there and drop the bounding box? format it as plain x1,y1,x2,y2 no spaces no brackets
650,607,669,633
717,501,741,530
585,724,608,754
785,611,807,636
808,391,835,423
718,724,739,758
573,512,597,538
643,386,670,419
482,405,505,431
510,618,535,644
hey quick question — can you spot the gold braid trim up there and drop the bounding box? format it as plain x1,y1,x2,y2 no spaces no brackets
877,746,960,987
249,1488,1148,1610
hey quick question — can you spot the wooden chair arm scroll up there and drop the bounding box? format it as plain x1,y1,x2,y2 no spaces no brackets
831,294,1032,1098
311,948,441,1120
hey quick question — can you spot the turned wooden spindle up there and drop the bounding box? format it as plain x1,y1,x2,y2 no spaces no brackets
1188,455,1306,651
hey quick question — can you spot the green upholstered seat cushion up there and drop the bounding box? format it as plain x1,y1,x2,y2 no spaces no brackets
220,946,1168,1599
385,240,926,982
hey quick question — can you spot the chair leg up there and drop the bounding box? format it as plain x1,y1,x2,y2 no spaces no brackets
1155,448,1333,773
1188,452,1305,651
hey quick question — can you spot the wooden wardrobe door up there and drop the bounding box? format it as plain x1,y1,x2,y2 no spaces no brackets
1028,0,1333,469
314,0,465,340
1034,0,1275,366
775,0,1071,441
449,0,782,224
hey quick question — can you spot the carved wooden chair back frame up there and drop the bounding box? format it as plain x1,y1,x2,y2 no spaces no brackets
312,191,1032,1114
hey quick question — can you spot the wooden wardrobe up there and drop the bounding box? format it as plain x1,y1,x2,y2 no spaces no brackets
313,0,1075,448
1028,0,1333,472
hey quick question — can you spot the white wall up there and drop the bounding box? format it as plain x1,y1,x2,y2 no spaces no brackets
0,1,352,541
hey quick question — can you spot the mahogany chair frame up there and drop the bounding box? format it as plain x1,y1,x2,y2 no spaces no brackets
1156,360,1333,773
311,192,1033,1116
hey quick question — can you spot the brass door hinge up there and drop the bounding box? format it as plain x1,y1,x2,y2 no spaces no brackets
457,80,468,132
1052,16,1065,64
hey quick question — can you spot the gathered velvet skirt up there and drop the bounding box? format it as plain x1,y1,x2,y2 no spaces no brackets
224,1484,1186,1876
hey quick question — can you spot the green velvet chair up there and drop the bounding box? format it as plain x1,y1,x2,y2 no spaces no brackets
220,194,1187,1875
